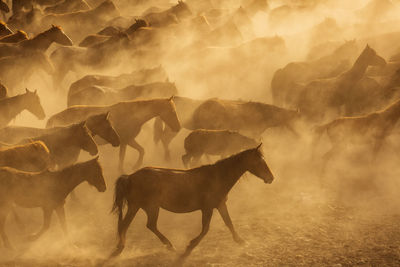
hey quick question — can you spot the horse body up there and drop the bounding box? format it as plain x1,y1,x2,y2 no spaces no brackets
182,129,258,167
0,141,51,172
47,98,180,170
0,157,106,248
110,146,273,259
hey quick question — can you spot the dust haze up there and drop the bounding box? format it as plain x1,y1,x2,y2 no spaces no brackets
1,0,400,266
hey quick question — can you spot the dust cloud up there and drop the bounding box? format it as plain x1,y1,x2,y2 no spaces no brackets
1,0,400,266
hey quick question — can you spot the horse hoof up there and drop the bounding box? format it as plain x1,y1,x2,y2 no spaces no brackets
166,244,176,252
109,246,124,258
235,237,247,246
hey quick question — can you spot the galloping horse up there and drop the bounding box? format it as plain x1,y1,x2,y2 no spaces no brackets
47,98,180,171
0,30,28,43
0,141,51,172
67,81,178,106
21,122,98,169
0,89,45,128
110,145,274,259
312,98,400,165
297,45,387,121
0,157,106,248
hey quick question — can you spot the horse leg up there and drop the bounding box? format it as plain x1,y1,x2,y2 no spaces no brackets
143,206,175,251
110,205,139,258
28,207,53,241
181,208,213,259
128,139,144,170
181,152,192,168
217,202,244,244
55,205,68,237
190,154,202,168
118,144,127,172
161,127,178,161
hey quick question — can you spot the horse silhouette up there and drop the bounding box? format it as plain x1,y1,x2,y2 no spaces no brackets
110,145,273,260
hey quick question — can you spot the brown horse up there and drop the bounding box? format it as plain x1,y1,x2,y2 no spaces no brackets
0,89,45,128
67,81,178,106
0,157,106,248
0,141,51,172
0,25,73,58
44,0,91,14
0,30,28,43
110,145,274,259
47,98,180,171
182,129,258,167
67,65,167,100
20,122,98,169
0,112,119,147
312,98,400,165
297,45,386,121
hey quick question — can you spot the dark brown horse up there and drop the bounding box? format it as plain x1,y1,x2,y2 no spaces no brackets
110,145,273,259
0,89,45,128
47,98,180,171
182,129,258,167
21,122,98,169
0,157,106,248
67,81,178,106
0,141,51,172
0,30,28,43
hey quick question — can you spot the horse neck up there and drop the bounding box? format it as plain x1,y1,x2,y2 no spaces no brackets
2,94,27,121
345,53,370,81
20,31,53,51
213,153,249,195
123,100,167,124
54,162,88,198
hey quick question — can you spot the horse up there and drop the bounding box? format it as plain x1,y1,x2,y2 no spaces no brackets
271,40,358,107
192,99,300,137
67,81,178,106
144,1,192,27
20,122,98,169
47,98,180,171
312,98,400,168
182,129,258,167
44,0,91,14
0,141,51,172
0,30,28,43
110,145,274,259
0,157,106,248
0,112,120,147
297,44,387,121
0,51,54,91
0,25,73,58
0,89,45,128
0,21,12,37
67,65,167,102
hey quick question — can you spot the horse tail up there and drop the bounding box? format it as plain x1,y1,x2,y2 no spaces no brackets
153,117,164,144
112,175,130,231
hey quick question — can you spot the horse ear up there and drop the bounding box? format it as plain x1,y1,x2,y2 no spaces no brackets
25,88,31,93
256,143,262,150
169,95,174,101
95,155,99,160
105,111,110,119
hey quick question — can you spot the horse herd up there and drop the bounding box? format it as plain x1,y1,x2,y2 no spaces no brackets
0,0,399,264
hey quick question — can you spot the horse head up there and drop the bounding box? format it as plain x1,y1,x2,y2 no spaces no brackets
160,97,181,132
24,88,46,120
173,1,192,19
76,121,99,156
245,144,274,184
87,112,120,147
85,156,106,192
50,25,73,46
362,44,386,67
